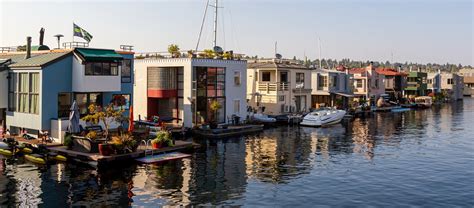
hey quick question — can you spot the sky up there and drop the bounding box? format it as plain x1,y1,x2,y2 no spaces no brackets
1,0,473,65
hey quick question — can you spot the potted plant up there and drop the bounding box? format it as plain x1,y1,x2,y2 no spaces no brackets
203,49,215,59
209,100,222,129
110,133,137,154
168,44,180,58
63,133,73,150
151,131,173,149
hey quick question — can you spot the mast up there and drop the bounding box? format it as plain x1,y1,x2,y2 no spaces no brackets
213,0,218,47
318,37,322,69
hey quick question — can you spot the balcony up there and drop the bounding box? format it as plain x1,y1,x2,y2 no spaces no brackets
257,82,289,92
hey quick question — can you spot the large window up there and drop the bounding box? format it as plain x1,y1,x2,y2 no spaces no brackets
58,93,72,118
193,67,226,124
318,75,328,88
111,94,131,110
296,73,305,84
8,72,39,114
75,93,102,115
85,62,119,76
122,59,132,83
261,72,271,82
233,100,240,114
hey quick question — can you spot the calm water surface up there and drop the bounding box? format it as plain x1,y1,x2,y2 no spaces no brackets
1,99,473,207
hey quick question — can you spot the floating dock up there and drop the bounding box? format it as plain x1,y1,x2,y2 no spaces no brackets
47,140,197,166
192,124,263,139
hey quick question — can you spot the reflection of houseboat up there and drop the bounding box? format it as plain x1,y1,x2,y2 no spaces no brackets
415,96,432,108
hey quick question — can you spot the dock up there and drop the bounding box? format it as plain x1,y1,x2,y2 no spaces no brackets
47,140,197,165
192,124,263,139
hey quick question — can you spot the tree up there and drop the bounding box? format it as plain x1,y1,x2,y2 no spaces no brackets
168,44,180,58
82,104,125,140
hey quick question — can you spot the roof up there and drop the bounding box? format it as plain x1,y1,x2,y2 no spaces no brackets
375,68,407,76
75,48,123,62
0,51,72,68
348,67,367,74
247,61,309,70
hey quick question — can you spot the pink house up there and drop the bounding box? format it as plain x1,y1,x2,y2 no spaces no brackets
349,63,385,105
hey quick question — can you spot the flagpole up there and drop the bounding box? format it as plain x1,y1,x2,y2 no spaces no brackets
72,22,75,45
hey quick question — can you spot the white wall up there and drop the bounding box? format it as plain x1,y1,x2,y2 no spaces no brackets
0,70,7,109
72,55,121,92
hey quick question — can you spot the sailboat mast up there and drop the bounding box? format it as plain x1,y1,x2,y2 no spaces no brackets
213,0,218,48
318,37,322,69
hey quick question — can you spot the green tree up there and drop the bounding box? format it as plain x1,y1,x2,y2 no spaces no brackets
168,44,180,58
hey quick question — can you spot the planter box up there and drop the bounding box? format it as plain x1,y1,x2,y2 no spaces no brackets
72,136,106,153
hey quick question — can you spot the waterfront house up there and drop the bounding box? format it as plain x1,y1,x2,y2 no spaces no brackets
133,54,247,128
349,64,385,105
310,68,353,109
440,72,463,101
246,59,312,115
427,71,441,94
459,68,474,97
404,71,428,97
375,67,407,101
0,59,9,131
0,45,134,142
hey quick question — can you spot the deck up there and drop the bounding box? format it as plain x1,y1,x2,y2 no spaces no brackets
47,140,197,163
192,125,264,139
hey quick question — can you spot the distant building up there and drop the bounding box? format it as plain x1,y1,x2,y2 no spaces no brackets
375,67,407,101
349,64,385,105
427,71,442,94
404,71,428,97
440,73,463,100
133,56,247,128
0,59,10,131
0,47,134,142
310,68,353,109
247,59,312,115
459,68,474,97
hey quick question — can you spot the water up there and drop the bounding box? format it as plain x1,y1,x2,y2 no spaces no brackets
1,99,474,207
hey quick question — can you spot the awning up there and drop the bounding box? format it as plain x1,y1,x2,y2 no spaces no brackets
333,92,355,97
75,48,123,62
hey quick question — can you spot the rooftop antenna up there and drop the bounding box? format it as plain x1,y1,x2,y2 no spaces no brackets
54,34,64,49
209,0,222,48
318,37,322,69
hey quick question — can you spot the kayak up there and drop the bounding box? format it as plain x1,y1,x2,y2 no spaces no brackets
52,155,67,162
0,149,14,157
21,147,33,154
24,154,46,165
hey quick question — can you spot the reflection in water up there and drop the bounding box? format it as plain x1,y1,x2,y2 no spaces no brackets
0,99,473,206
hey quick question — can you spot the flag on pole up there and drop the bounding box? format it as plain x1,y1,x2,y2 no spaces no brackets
73,23,93,42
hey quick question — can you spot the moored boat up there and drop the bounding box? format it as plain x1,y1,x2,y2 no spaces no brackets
300,109,346,127
415,96,433,108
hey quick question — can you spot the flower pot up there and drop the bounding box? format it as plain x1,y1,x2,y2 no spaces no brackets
152,142,162,149
99,144,114,156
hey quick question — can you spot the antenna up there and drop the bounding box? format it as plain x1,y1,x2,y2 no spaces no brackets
209,0,223,48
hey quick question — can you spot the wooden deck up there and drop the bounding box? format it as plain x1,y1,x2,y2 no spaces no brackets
47,140,197,163
10,136,62,147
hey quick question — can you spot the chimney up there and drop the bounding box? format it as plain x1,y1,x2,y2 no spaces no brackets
39,28,45,45
398,65,402,72
26,36,32,59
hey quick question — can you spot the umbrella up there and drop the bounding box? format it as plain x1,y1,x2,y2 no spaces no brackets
128,106,134,132
68,100,81,134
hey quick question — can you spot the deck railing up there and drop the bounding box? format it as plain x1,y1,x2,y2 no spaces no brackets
257,82,289,92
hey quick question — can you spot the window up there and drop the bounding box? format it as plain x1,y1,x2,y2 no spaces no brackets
262,72,271,82
193,67,226,124
296,73,305,84
318,75,328,88
29,73,39,114
8,72,39,114
8,73,16,112
428,79,433,84
122,59,132,83
58,93,72,118
234,71,241,86
233,100,240,114
331,76,338,87
356,79,363,88
448,78,453,85
375,79,379,88
279,95,285,102
111,94,131,110
85,62,119,76
75,93,102,116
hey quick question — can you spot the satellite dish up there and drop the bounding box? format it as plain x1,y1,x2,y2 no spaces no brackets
275,53,282,59
213,46,223,54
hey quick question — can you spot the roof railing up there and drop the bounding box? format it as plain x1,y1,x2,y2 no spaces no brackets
62,42,89,49
0,47,16,53
135,50,244,60
120,45,134,51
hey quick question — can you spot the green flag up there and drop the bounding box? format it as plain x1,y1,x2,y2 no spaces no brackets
73,23,93,43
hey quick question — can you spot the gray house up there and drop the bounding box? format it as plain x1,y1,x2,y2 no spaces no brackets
311,68,353,109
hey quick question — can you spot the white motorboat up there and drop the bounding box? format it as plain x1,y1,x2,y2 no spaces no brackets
415,96,433,108
300,109,346,127
252,113,277,123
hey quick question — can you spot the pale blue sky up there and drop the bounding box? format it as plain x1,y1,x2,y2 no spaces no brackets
1,0,473,65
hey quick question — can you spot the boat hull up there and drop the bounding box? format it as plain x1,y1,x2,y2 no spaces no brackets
24,154,46,165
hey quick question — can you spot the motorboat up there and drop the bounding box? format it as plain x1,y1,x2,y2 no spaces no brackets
415,96,433,108
300,109,346,127
252,113,276,123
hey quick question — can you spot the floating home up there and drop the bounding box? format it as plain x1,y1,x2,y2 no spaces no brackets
133,55,248,128
310,68,353,109
349,64,385,105
0,42,134,142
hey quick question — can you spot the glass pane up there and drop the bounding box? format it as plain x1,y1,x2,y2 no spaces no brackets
30,73,39,93
58,93,72,118
93,62,102,75
29,94,38,114
19,93,28,113
217,67,225,75
90,93,102,106
102,63,111,75
19,73,28,92
217,89,225,97
85,63,93,75
75,94,88,115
